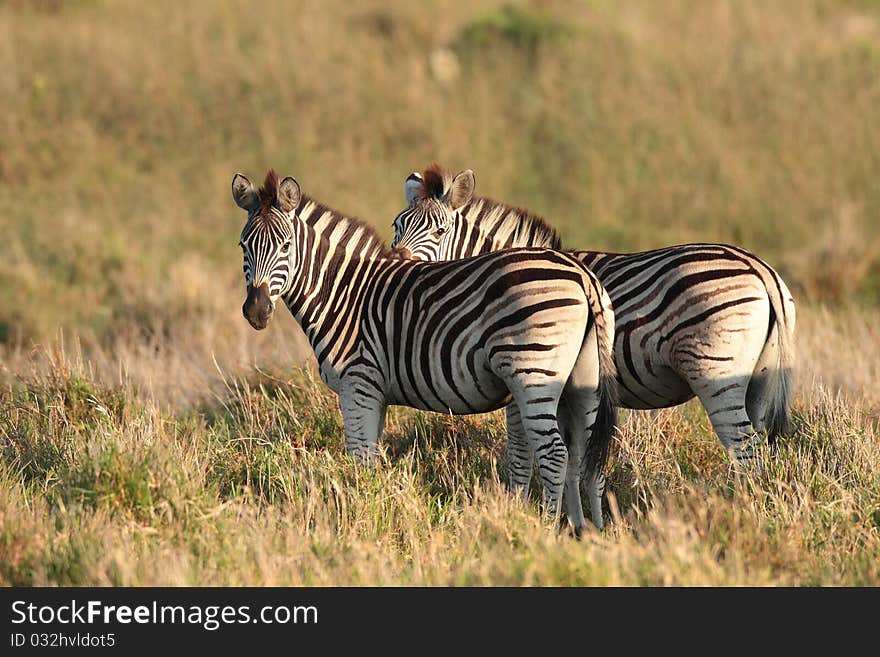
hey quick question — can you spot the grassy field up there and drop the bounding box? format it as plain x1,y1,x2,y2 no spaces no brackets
1,0,879,585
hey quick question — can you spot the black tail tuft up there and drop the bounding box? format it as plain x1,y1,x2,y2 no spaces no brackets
764,370,793,445
582,372,618,483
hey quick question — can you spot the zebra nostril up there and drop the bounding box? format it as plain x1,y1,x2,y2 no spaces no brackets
243,282,274,328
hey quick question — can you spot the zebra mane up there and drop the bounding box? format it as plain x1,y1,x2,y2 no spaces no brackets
416,163,562,250
258,168,281,210
420,162,447,200
250,169,388,256
465,195,562,251
297,194,389,258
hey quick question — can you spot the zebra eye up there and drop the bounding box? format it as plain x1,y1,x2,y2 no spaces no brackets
280,241,291,254
435,226,446,237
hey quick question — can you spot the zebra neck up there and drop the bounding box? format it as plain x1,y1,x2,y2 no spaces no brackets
281,200,388,380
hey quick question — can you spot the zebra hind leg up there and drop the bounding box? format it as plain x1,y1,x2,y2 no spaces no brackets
694,377,761,475
676,294,770,474
505,403,534,501
510,387,568,520
557,398,587,536
560,387,606,531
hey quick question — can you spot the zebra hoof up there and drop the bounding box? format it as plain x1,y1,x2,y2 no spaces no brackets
563,522,585,541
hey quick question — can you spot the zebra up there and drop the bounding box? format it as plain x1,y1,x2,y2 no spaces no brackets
391,164,796,473
231,169,617,532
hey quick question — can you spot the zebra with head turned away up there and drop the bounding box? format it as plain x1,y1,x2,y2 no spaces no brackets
391,164,797,476
231,169,617,533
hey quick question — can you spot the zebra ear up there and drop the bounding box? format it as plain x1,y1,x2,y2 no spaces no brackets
404,172,423,205
232,173,259,212
447,169,475,209
277,176,301,214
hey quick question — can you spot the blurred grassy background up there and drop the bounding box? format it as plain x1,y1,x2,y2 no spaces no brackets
1,0,878,354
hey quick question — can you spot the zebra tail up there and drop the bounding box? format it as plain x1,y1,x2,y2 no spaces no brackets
763,298,795,445
582,277,619,480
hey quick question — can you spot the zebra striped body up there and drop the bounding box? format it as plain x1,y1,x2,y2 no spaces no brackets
391,165,796,468
232,170,617,530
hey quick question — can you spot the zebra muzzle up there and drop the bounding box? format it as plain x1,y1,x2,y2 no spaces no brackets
243,282,274,330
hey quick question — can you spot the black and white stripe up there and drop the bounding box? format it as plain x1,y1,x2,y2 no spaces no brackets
391,166,796,468
232,170,618,531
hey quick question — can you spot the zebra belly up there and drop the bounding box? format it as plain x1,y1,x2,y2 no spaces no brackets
385,354,512,415
614,363,695,409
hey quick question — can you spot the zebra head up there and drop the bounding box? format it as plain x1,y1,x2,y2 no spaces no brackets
231,169,301,330
390,164,474,261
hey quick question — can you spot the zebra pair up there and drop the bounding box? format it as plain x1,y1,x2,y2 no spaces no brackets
392,164,796,471
232,169,617,533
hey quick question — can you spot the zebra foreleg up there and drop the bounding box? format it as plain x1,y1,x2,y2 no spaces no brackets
339,378,388,465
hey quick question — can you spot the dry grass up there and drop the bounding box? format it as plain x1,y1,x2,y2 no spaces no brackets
1,1,879,585
1,304,879,586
